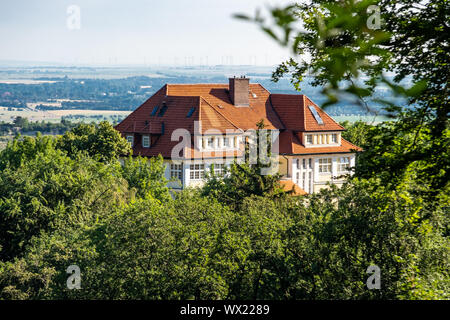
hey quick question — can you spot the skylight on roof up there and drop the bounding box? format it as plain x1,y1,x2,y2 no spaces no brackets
158,104,168,117
308,105,324,125
187,107,195,118
151,106,159,116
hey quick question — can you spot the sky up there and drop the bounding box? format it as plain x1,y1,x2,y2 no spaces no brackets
0,0,294,66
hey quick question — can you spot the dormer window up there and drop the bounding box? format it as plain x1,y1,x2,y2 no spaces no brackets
142,135,150,148
305,132,340,146
126,135,134,146
223,137,230,148
207,137,214,148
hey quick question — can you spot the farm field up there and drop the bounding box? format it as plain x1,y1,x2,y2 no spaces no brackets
0,107,130,123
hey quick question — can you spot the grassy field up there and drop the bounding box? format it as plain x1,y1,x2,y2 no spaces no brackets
0,107,130,124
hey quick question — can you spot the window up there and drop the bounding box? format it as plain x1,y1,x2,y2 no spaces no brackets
308,158,312,169
332,134,338,143
297,159,300,169
338,157,350,172
126,135,134,146
303,159,306,169
309,172,312,192
302,172,306,189
213,163,226,176
142,135,150,148
223,137,230,148
158,104,168,117
190,164,205,180
207,137,214,149
306,135,313,144
187,107,195,118
170,164,182,180
308,105,324,125
318,135,322,144
150,106,159,116
318,158,332,173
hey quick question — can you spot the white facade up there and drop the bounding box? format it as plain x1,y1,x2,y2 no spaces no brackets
290,154,356,193
164,159,234,189
162,153,355,193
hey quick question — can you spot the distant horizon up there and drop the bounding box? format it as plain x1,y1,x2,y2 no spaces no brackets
0,59,282,68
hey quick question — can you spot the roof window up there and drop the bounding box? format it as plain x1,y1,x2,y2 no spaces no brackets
151,106,159,116
187,107,195,118
308,105,324,125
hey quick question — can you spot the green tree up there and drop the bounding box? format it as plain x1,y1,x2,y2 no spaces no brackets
120,154,170,202
236,0,449,198
0,144,129,262
13,116,29,129
339,120,373,148
202,120,287,209
56,121,131,162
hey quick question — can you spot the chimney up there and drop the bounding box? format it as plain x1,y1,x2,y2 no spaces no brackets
229,76,249,107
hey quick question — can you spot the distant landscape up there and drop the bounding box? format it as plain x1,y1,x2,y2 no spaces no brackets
0,64,397,150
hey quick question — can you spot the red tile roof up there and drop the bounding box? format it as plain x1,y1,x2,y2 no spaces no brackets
277,130,362,155
115,81,361,159
279,180,308,196
271,94,345,131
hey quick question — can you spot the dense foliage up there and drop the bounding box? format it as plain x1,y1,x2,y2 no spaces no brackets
0,118,447,300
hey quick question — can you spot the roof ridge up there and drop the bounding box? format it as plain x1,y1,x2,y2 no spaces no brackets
167,83,228,87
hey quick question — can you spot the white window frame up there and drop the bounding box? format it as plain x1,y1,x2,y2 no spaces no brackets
338,157,350,172
318,158,332,173
170,163,183,180
213,163,226,176
142,135,150,148
223,137,230,148
126,135,134,146
332,134,338,143
207,137,214,149
190,164,205,180
306,134,313,144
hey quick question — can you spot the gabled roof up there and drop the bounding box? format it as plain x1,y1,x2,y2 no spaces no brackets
271,94,345,131
115,81,361,159
167,84,284,130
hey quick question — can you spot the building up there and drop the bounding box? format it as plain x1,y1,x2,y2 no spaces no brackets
115,77,361,193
